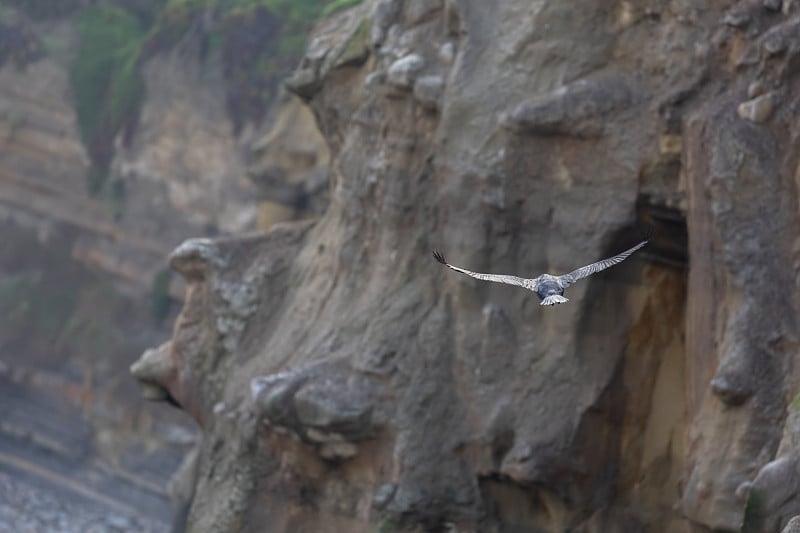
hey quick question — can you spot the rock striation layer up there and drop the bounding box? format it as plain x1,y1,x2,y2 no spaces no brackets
0,5,330,527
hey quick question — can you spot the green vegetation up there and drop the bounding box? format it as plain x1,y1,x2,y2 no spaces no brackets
148,0,343,129
61,0,351,190
152,0,344,57
70,4,147,195
150,268,173,324
791,391,800,411
321,0,363,18
741,488,765,533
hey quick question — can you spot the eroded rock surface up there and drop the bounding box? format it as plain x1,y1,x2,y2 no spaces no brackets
134,1,800,531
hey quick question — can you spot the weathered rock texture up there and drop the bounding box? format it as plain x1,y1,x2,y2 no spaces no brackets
133,0,800,532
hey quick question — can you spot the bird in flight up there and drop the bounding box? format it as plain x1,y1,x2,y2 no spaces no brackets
432,241,647,305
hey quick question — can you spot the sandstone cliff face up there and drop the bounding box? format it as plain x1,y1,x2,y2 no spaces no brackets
131,0,800,532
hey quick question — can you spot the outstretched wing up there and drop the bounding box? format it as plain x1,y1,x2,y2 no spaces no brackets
556,240,647,288
432,251,532,289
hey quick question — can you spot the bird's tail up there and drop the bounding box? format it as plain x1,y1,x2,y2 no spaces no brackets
541,295,568,306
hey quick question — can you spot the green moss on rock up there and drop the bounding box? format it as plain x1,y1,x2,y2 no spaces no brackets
335,17,370,68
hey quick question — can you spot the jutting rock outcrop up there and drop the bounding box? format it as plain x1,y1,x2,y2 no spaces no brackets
133,1,800,531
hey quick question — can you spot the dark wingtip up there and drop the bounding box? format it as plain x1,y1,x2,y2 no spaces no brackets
432,250,447,265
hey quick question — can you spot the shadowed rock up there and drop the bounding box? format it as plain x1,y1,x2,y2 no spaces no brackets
251,362,386,460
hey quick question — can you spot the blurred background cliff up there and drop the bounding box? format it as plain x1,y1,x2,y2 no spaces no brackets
0,0,331,531
3,0,800,532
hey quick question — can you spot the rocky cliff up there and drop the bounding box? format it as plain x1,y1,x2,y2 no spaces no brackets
0,2,329,529
127,0,800,531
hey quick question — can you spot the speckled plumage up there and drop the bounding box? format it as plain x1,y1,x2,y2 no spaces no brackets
432,241,647,306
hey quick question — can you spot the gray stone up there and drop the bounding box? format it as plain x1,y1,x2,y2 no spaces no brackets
723,8,751,27
364,70,386,88
252,364,383,447
747,80,768,98
764,33,788,55
255,376,300,425
747,403,800,532
305,428,346,443
371,0,403,46
319,441,358,460
709,375,752,405
413,75,444,109
438,41,455,64
130,344,173,402
372,483,398,509
169,238,225,280
387,54,426,89
758,18,800,57
737,91,777,123
505,75,633,136
784,516,800,533
383,24,406,55
734,481,752,501
285,68,322,100
293,379,375,438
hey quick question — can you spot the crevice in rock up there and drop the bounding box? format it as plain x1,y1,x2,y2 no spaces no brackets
637,201,688,270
